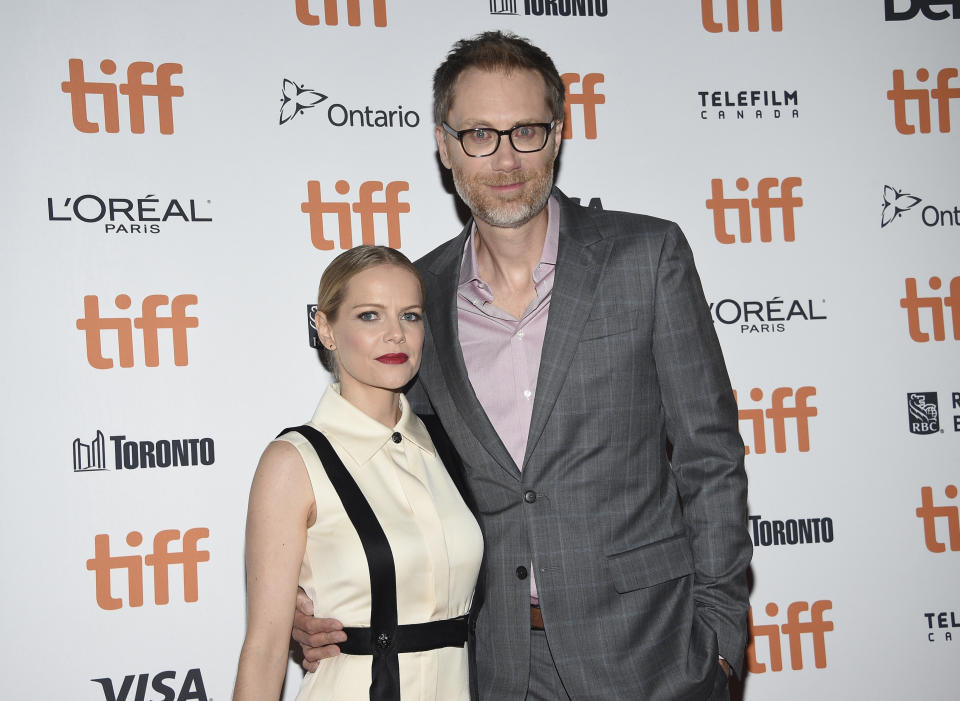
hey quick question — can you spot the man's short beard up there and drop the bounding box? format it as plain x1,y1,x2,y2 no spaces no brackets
452,161,554,229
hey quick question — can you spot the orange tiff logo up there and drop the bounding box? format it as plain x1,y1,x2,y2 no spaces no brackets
296,0,387,26
735,386,817,455
917,485,960,553
747,600,834,673
706,177,803,244
888,67,960,134
60,59,183,134
76,294,199,369
562,73,605,140
900,276,960,342
702,0,783,32
86,528,209,610
301,179,409,250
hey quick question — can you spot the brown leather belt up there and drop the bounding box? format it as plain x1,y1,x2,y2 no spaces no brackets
530,604,544,630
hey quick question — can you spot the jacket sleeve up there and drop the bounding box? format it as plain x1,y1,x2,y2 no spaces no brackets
650,223,753,675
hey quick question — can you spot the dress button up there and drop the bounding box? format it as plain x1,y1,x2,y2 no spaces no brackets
391,432,402,443
516,566,528,580
523,490,537,503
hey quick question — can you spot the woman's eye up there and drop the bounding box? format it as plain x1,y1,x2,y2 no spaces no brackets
358,311,378,321
401,312,422,322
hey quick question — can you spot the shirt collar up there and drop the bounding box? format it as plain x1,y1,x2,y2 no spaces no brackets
309,384,435,467
457,195,560,290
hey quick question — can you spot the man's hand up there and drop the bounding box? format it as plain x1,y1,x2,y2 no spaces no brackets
292,589,347,672
718,657,732,679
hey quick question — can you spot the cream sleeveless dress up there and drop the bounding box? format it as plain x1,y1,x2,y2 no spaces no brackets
279,385,483,700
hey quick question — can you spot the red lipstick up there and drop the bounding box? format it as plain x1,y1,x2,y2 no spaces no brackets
376,353,408,364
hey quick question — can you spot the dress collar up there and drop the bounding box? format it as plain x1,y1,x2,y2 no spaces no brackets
309,384,435,467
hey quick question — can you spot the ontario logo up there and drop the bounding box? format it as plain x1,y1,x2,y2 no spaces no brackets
881,185,922,227
278,77,421,129
881,185,960,229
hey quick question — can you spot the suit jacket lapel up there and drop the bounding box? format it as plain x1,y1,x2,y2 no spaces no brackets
425,221,521,480
522,189,611,468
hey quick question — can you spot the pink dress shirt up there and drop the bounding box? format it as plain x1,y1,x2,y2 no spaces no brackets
456,196,560,601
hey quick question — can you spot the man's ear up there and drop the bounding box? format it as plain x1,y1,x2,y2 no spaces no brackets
436,125,453,169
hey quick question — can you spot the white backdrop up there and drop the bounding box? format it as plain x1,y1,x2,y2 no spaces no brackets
2,1,958,699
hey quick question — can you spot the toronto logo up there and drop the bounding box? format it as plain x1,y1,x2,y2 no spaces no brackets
881,185,922,227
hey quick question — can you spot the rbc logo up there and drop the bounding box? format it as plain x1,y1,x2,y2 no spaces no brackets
61,59,183,134
900,276,960,342
706,177,802,244
561,73,605,139
735,386,817,455
747,600,834,672
701,0,783,32
86,528,210,610
908,392,940,434
917,485,960,553
296,0,387,26
76,294,199,369
888,67,960,134
301,179,409,250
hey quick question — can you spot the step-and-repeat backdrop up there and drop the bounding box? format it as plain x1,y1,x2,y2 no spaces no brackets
2,2,957,699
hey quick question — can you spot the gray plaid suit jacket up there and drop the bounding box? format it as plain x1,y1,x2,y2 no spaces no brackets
411,188,752,700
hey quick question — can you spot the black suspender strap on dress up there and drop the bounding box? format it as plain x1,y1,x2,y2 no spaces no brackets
279,424,469,701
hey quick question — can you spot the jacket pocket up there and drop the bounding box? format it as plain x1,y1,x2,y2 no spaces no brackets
606,533,695,593
580,307,639,340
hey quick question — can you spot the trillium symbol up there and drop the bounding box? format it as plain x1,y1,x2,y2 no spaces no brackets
280,79,327,125
881,185,921,228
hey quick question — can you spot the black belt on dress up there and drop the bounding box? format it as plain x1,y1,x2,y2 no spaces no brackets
340,614,469,655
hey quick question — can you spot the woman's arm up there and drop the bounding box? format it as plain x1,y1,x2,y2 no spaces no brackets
233,440,316,701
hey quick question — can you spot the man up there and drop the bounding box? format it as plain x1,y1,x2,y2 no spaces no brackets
295,31,751,700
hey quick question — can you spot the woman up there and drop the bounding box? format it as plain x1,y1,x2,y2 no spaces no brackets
233,246,483,701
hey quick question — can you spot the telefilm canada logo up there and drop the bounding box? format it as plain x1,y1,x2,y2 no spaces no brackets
708,296,826,334
488,0,609,17
47,193,212,234
73,430,215,472
279,77,421,128
881,185,960,229
923,609,960,643
698,89,799,121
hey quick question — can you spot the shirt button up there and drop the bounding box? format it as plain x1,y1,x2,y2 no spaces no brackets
391,432,402,444
523,390,532,399
516,330,524,338
516,566,528,580
523,490,537,503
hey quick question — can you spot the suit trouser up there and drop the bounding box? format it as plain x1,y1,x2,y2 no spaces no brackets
526,629,572,701
524,629,731,701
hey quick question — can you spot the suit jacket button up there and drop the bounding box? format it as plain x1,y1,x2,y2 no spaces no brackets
516,566,528,580
391,432,402,444
523,490,537,503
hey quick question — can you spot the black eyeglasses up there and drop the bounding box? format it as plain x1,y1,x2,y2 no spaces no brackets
441,120,557,157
